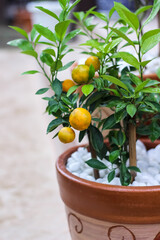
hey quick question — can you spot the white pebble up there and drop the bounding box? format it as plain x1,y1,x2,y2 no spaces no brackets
155,174,160,183
69,162,81,172
66,140,160,187
147,167,159,176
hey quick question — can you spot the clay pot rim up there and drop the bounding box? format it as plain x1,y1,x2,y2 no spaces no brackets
56,144,160,193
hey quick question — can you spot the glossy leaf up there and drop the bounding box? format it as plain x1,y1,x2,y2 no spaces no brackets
9,26,28,39
109,150,120,163
36,88,49,95
143,0,160,26
51,78,62,97
22,70,39,75
126,104,136,118
108,170,115,182
21,50,38,58
34,24,56,42
55,20,71,40
58,61,75,71
82,84,94,96
113,52,139,70
86,159,107,170
36,6,59,21
7,39,33,50
141,29,160,55
102,75,129,91
67,85,79,97
135,5,152,16
47,118,63,133
110,27,134,47
89,125,104,152
114,2,139,31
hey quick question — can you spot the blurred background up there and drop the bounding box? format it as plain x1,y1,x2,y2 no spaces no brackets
0,0,159,239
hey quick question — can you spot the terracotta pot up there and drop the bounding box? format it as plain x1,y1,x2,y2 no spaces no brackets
56,139,160,240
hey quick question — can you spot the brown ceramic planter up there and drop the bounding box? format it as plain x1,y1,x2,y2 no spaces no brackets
56,139,160,240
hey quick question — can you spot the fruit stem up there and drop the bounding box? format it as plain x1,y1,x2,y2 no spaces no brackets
87,130,100,179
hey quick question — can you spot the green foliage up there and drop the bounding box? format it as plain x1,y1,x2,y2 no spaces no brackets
8,0,160,186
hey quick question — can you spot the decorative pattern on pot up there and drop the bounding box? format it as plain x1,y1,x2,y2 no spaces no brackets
67,210,160,240
108,225,136,239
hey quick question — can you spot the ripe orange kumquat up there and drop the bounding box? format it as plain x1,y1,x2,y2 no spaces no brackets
72,65,90,84
85,56,100,71
62,79,75,92
58,127,75,143
69,108,91,131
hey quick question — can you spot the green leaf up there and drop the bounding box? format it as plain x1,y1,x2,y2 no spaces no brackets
104,38,122,53
109,7,115,19
58,0,67,9
102,75,129,91
9,26,28,39
21,50,38,58
108,170,115,182
22,70,39,75
58,61,75,71
89,64,95,79
102,114,117,130
51,78,62,97
110,27,134,48
43,48,55,57
120,162,131,186
79,130,86,142
34,24,56,42
67,85,79,97
126,104,136,117
82,84,94,96
91,11,108,22
143,0,160,27
40,52,53,66
109,150,120,163
135,5,152,16
63,29,81,44
55,20,71,41
68,0,81,12
7,39,33,50
114,2,139,31
36,88,49,95
135,79,150,93
117,131,126,146
61,96,73,106
86,159,107,170
73,11,85,21
129,73,142,86
47,118,63,133
142,87,160,94
36,6,59,21
89,125,104,152
128,166,141,173
141,29,160,55
113,52,139,70
31,27,37,42
116,102,127,112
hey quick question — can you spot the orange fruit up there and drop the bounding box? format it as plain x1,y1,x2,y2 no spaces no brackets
72,65,90,84
58,127,75,143
62,79,75,92
85,56,100,71
69,108,91,131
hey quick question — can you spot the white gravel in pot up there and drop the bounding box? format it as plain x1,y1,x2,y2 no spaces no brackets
66,140,160,186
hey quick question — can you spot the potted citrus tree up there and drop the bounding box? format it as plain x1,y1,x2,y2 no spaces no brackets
8,0,160,239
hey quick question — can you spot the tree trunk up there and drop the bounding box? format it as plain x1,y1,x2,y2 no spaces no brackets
128,122,137,179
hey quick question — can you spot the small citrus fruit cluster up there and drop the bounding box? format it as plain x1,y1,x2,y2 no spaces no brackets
62,56,100,92
58,108,91,143
58,56,100,144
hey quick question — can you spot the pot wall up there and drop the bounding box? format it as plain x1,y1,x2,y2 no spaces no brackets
56,140,160,240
